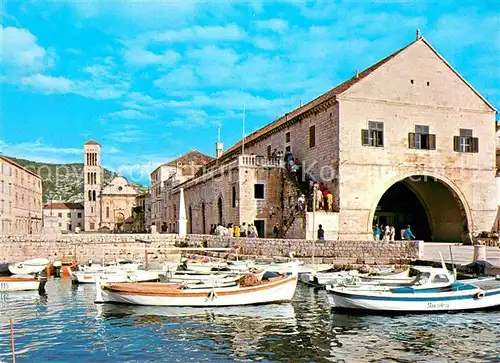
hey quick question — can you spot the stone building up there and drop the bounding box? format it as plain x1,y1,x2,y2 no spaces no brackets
83,141,140,232
163,34,497,242
0,155,43,234
43,202,84,232
149,151,213,231
134,191,149,233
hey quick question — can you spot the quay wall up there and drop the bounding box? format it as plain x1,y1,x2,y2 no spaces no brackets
0,234,423,265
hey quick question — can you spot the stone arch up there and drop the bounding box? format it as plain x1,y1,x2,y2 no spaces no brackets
369,171,472,242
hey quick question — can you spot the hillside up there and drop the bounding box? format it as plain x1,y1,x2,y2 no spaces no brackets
8,156,145,203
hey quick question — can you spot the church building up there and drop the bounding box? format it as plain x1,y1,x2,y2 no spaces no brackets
83,141,140,232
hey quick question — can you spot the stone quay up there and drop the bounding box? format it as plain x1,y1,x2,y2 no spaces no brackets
0,234,423,265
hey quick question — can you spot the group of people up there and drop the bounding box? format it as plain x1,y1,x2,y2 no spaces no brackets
373,224,416,241
210,222,259,238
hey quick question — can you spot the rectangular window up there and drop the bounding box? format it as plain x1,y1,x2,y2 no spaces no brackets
454,129,478,153
285,132,290,143
309,125,316,148
232,186,237,208
408,125,436,150
266,145,272,158
77,212,82,218
362,121,384,147
67,224,72,231
67,213,71,218
106,206,110,218
285,145,291,153
90,222,95,230
58,212,62,218
254,184,265,199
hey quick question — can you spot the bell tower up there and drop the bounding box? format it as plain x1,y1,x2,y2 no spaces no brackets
83,140,102,231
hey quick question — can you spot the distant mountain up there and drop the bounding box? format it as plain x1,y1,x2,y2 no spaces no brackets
7,156,146,203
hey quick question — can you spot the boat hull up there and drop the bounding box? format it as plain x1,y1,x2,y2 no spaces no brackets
72,270,160,284
327,287,500,312
97,275,298,307
0,277,40,292
9,258,50,275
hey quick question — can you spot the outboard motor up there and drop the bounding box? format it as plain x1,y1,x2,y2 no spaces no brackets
38,268,48,296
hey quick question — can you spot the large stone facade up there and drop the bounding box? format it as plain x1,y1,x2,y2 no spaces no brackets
0,155,43,235
43,202,84,232
161,36,495,242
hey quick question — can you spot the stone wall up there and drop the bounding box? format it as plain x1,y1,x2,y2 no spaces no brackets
0,233,423,265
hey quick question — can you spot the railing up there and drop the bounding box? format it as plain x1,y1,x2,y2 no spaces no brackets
238,155,282,167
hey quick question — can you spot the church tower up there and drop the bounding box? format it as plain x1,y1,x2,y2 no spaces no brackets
83,140,102,231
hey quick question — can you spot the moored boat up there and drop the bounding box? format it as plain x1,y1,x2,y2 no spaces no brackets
9,258,50,275
327,267,500,312
95,270,298,307
0,276,40,292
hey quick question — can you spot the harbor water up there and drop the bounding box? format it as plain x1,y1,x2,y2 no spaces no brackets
0,280,499,362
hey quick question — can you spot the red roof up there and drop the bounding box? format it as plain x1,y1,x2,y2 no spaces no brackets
44,203,84,210
84,140,100,145
166,150,214,167
223,40,413,157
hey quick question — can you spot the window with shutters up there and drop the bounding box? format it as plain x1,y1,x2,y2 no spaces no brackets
408,125,436,150
309,125,316,148
453,129,478,153
285,132,291,143
361,121,384,147
266,145,271,158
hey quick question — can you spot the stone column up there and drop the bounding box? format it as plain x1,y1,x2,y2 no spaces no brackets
178,187,187,236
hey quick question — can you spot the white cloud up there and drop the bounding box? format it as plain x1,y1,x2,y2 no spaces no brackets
255,19,288,33
151,24,247,43
0,139,83,164
107,109,153,120
123,48,180,66
21,74,72,93
154,66,199,90
253,37,277,50
0,25,54,76
105,124,146,143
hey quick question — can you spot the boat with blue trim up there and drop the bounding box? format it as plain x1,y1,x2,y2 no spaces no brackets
326,267,500,312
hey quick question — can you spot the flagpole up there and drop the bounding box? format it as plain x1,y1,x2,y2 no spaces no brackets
242,103,246,155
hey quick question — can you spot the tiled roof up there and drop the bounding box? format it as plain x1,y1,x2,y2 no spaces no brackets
43,203,84,210
167,150,214,167
222,40,415,157
0,155,42,179
84,140,100,145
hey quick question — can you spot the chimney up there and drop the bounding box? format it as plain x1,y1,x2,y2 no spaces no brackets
416,29,421,40
215,122,223,159
355,69,359,79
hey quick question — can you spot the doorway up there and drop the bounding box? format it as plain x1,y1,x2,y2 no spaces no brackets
254,220,265,238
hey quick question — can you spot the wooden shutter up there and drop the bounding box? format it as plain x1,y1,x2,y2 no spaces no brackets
472,137,479,153
453,136,460,152
361,129,369,146
429,134,436,150
309,125,316,148
408,133,416,149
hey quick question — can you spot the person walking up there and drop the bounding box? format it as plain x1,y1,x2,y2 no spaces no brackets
273,223,280,238
317,224,325,240
316,187,323,211
373,224,381,241
327,192,333,212
404,225,416,240
240,222,247,237
298,194,305,211
234,224,240,237
389,225,396,242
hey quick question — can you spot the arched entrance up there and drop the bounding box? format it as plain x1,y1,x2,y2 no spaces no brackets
373,175,469,242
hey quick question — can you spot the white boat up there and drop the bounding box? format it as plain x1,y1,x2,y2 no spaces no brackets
327,267,500,312
71,269,161,284
0,276,40,291
9,258,50,275
95,271,299,307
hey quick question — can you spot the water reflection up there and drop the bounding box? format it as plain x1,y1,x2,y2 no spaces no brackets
0,280,498,362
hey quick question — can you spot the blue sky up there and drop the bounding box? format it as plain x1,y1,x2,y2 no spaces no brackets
1,0,498,185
